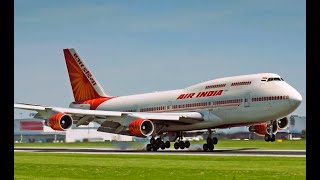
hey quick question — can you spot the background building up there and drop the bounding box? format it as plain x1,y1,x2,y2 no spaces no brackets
14,118,133,143
14,119,65,143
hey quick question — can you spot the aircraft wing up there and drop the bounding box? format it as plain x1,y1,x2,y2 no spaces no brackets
14,103,204,126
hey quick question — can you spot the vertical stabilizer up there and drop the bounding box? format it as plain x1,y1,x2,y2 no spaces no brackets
63,48,109,101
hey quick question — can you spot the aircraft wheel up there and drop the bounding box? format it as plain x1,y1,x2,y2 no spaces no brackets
160,141,166,150
203,144,208,152
264,134,270,142
146,144,152,152
179,141,185,149
165,141,171,148
271,134,276,142
174,142,180,149
212,137,218,144
150,137,155,144
152,145,158,151
185,141,190,148
208,143,214,151
207,137,213,144
156,137,162,144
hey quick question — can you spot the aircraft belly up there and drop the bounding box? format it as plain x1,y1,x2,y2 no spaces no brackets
163,121,223,132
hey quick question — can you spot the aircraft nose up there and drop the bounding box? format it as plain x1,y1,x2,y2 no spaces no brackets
289,88,302,109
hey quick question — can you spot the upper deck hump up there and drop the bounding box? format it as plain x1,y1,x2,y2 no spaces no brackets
185,73,280,91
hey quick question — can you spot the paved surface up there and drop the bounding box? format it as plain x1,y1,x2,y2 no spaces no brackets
14,147,306,157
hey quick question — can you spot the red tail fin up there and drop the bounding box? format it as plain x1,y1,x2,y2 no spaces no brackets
63,48,109,102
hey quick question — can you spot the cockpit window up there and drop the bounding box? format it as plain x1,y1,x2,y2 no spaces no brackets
261,77,284,82
261,77,268,81
267,77,283,82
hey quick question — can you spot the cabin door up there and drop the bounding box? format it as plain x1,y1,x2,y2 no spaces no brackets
244,93,251,108
167,101,173,111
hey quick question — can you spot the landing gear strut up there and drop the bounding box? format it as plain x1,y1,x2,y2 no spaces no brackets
265,121,276,142
203,129,218,152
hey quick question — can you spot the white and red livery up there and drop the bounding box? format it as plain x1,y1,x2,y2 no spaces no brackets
14,48,302,151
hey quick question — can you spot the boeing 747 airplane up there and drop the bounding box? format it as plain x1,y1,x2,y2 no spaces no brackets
14,48,302,151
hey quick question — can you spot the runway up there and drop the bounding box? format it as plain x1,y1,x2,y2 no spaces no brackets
14,147,306,157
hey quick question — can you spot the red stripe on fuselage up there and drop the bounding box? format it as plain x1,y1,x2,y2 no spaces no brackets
73,97,114,110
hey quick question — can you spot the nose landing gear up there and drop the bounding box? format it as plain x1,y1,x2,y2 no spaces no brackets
265,121,276,142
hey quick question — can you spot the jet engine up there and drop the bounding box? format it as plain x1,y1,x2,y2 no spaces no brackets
48,113,73,131
277,117,289,130
248,121,278,136
128,119,154,137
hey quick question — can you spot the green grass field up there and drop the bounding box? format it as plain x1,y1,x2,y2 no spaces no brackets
14,139,306,150
14,152,306,180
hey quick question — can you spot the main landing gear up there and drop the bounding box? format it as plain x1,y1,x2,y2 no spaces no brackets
146,137,171,152
145,132,191,151
264,121,276,142
145,131,219,152
203,129,218,152
173,132,190,150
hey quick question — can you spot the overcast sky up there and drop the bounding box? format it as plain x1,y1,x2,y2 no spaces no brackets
14,0,306,118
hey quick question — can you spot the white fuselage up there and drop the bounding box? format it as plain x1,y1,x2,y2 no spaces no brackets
69,73,302,132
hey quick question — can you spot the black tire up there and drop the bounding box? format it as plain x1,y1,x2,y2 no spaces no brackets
165,141,171,148
160,141,166,150
264,134,270,142
156,137,162,144
207,137,213,144
208,143,214,151
185,141,190,148
212,137,218,144
153,145,158,151
203,144,208,152
146,144,152,152
271,134,276,142
150,137,155,144
179,141,185,149
174,142,179,149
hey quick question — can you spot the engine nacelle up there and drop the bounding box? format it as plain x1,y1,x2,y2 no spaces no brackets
248,121,278,136
128,119,154,137
48,113,73,131
277,117,289,130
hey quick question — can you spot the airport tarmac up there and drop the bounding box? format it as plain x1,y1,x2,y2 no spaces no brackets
14,147,306,157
